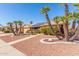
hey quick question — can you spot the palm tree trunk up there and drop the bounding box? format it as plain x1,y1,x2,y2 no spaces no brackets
10,24,16,35
63,23,68,38
45,12,62,40
15,24,18,35
64,3,69,41
72,19,76,33
30,27,33,34
45,12,54,33
19,24,23,34
19,25,21,34
69,22,79,41
57,24,62,35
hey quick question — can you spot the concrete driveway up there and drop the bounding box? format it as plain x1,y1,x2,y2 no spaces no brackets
0,39,25,56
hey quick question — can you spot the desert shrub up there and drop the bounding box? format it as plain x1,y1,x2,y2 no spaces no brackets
2,27,11,33
3,30,11,33
40,28,48,35
52,26,58,33
40,28,54,35
68,29,75,36
33,29,41,34
40,26,58,35
29,26,58,35
25,29,40,35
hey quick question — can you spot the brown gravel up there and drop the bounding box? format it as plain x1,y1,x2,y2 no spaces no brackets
12,35,79,56
0,35,29,42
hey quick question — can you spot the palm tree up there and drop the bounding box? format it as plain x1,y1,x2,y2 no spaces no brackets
69,3,79,41
7,22,16,35
71,4,79,32
58,3,69,40
69,20,79,41
53,16,61,34
68,12,79,33
40,6,54,34
30,21,33,34
18,20,23,34
73,3,79,29
71,12,76,32
40,6,62,40
64,3,69,41
73,3,79,10
13,21,19,35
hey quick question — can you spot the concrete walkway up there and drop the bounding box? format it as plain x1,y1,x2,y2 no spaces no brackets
0,39,25,56
0,33,13,37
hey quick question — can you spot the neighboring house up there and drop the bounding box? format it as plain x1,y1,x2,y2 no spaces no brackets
2,21,64,33
0,24,4,31
3,26,11,32
32,21,64,34
32,21,64,30
23,24,30,34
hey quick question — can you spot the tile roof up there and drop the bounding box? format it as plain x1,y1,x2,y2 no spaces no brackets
32,21,63,27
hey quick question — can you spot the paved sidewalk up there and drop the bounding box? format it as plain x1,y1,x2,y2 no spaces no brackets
0,39,25,56
0,33,13,37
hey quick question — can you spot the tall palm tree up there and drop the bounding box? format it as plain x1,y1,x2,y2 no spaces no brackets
18,20,23,34
73,3,79,29
13,21,19,35
7,22,16,35
58,3,69,40
69,3,79,41
71,4,79,32
40,6,54,34
64,3,69,41
40,6,62,40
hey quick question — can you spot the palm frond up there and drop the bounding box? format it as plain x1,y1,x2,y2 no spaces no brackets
40,6,50,14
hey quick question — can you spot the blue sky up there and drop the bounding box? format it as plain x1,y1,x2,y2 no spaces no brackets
0,3,78,26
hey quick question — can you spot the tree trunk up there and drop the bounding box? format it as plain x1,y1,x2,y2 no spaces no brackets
64,3,69,41
45,12,62,40
69,23,79,41
45,12,54,34
57,24,62,35
15,24,18,35
10,24,16,35
72,19,76,33
19,25,22,34
30,27,33,34
63,23,68,39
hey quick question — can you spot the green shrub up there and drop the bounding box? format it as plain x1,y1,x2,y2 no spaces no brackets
33,29,41,34
30,26,58,35
40,28,54,35
40,28,48,35
52,26,58,33
4,30,11,33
